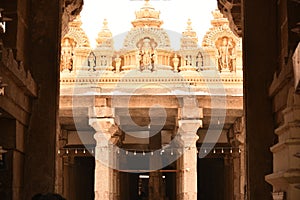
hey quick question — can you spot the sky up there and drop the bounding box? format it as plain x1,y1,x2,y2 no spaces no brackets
80,0,218,49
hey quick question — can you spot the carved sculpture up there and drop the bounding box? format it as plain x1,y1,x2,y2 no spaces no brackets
136,37,157,71
215,36,236,72
88,51,96,71
172,54,179,72
196,52,203,71
115,55,121,73
60,38,76,72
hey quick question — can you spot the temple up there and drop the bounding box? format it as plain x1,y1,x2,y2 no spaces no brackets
58,1,244,199
1,0,299,199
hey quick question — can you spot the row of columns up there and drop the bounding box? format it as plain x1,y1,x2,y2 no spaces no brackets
88,99,202,200
90,119,201,200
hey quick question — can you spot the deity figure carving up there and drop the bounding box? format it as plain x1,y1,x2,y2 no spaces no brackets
115,55,121,73
88,51,96,71
196,52,203,71
60,38,76,72
136,37,157,71
172,54,179,72
215,36,236,72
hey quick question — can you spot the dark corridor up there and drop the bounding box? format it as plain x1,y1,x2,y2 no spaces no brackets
198,158,225,200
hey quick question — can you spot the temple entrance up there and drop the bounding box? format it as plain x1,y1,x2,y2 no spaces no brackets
198,158,225,200
119,169,176,200
197,147,237,200
63,156,95,200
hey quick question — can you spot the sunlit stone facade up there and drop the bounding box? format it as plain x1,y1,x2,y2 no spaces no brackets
58,1,244,199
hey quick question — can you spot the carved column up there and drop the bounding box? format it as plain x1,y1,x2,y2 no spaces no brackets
176,97,202,200
228,117,246,200
177,120,201,200
89,117,118,200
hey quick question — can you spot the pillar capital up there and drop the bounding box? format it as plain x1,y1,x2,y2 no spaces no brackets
178,119,202,134
89,106,114,118
178,97,203,119
89,118,117,133
178,119,201,147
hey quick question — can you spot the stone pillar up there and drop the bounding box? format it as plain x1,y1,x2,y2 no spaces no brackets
149,128,163,200
89,118,118,200
177,120,201,200
243,0,277,199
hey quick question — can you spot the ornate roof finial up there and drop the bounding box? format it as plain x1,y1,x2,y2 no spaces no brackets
182,18,197,38
96,18,113,48
186,18,193,31
64,15,90,47
131,0,163,28
180,18,198,49
210,9,229,26
102,18,108,29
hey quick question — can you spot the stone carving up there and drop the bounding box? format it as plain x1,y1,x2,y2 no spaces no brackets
196,52,203,70
180,19,198,50
132,0,163,28
172,54,179,72
123,27,171,50
137,37,157,71
114,55,121,73
215,36,236,72
64,15,90,47
60,38,76,72
88,51,96,71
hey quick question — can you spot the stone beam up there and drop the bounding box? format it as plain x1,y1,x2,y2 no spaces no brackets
115,108,177,118
59,95,243,110
59,107,89,117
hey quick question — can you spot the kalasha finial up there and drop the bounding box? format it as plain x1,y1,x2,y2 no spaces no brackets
103,18,108,28
186,18,193,30
144,0,151,6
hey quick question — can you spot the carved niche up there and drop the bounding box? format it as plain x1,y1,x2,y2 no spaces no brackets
136,37,158,71
60,37,77,72
215,36,236,72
